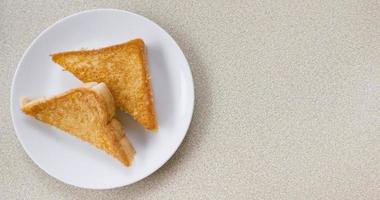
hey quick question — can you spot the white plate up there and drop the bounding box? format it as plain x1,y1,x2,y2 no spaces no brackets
10,9,194,189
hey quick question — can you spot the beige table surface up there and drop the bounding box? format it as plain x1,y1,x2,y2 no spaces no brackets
1,0,379,199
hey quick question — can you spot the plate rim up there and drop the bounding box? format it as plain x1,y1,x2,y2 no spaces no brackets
10,8,195,189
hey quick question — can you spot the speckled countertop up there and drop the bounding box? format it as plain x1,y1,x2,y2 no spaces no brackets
1,0,379,199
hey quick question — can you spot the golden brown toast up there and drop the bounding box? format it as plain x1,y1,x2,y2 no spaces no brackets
21,82,135,167
51,39,157,131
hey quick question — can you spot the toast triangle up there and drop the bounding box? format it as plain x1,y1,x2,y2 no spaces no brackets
21,82,135,167
51,39,157,131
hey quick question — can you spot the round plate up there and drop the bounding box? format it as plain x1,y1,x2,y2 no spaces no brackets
10,9,194,189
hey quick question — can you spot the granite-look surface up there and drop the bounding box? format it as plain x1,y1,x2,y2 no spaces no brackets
1,0,379,199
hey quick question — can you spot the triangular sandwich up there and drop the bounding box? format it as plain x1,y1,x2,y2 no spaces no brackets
51,39,157,131
21,82,135,166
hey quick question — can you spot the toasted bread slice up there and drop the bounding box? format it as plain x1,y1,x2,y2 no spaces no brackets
51,39,157,131
21,82,135,167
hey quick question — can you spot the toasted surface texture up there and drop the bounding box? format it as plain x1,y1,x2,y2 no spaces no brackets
51,39,157,131
21,83,135,167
